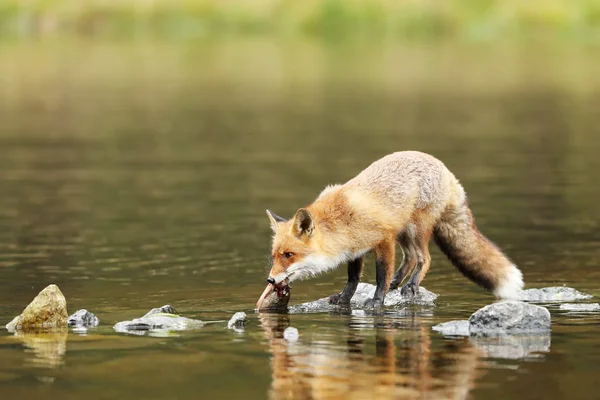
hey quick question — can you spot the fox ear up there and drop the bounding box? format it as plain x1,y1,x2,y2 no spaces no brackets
266,209,286,232
292,208,314,237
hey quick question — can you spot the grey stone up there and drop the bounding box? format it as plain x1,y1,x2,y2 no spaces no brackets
6,284,68,332
289,283,437,313
469,301,551,335
559,303,600,312
227,312,247,329
432,320,470,336
143,305,178,317
113,305,203,334
517,287,592,302
283,327,299,342
68,309,99,328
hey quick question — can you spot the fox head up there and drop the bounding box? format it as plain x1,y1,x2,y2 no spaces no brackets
265,208,324,284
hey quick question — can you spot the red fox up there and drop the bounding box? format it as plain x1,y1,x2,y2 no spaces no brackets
256,151,523,309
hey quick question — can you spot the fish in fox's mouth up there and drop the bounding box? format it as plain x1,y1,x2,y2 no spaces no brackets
256,278,291,310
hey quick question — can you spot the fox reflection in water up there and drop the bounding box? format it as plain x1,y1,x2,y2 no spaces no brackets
258,312,482,400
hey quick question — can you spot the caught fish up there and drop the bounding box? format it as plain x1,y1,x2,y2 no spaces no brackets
256,280,291,311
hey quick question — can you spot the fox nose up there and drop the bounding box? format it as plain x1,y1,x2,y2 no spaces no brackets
267,277,275,284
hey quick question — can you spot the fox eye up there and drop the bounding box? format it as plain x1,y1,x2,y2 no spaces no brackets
283,252,294,259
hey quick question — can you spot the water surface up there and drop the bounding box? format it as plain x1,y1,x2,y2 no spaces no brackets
0,40,599,399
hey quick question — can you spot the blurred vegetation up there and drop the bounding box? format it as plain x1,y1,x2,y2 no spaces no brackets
1,0,600,41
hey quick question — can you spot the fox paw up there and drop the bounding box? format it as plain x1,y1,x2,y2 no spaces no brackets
363,298,383,308
329,293,351,305
401,283,418,297
389,280,400,291
329,293,343,304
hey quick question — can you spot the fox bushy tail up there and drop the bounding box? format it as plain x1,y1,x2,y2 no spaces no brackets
433,195,523,298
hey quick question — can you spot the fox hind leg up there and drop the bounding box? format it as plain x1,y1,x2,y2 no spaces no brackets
401,229,432,297
330,257,364,305
390,230,417,291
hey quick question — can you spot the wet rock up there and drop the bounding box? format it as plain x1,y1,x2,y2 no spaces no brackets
471,334,551,360
68,309,99,328
432,320,470,336
144,305,178,317
289,283,437,313
5,284,68,332
432,301,552,360
469,301,551,334
559,303,600,312
283,327,299,342
433,301,551,336
228,312,247,329
517,287,592,302
113,305,204,334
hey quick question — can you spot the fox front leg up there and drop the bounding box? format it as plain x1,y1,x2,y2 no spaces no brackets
364,239,395,308
330,257,363,305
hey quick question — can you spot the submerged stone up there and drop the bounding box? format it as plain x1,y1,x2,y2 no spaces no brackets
283,327,299,342
68,309,99,328
6,284,69,332
469,301,551,334
289,283,437,313
113,305,203,334
517,287,592,302
228,312,247,329
559,303,600,312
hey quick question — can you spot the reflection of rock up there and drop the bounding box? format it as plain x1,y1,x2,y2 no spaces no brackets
113,305,203,335
432,320,470,336
559,303,600,312
227,312,247,330
517,287,592,302
289,283,437,313
469,301,551,334
6,285,68,331
470,334,551,360
15,330,68,369
68,309,99,328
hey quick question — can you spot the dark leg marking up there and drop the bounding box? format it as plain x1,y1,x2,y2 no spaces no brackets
330,257,363,305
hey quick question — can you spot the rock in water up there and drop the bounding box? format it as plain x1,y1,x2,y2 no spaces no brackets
431,320,470,337
559,303,600,312
68,309,100,328
113,305,204,334
143,305,178,317
469,301,551,335
227,312,247,329
517,287,592,302
289,283,437,313
5,284,68,331
283,327,299,342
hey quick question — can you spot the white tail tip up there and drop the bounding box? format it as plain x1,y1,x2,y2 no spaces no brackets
493,265,524,299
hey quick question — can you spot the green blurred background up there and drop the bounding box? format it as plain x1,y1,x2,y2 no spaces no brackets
1,0,600,41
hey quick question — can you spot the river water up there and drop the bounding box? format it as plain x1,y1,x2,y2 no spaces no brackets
0,40,599,399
